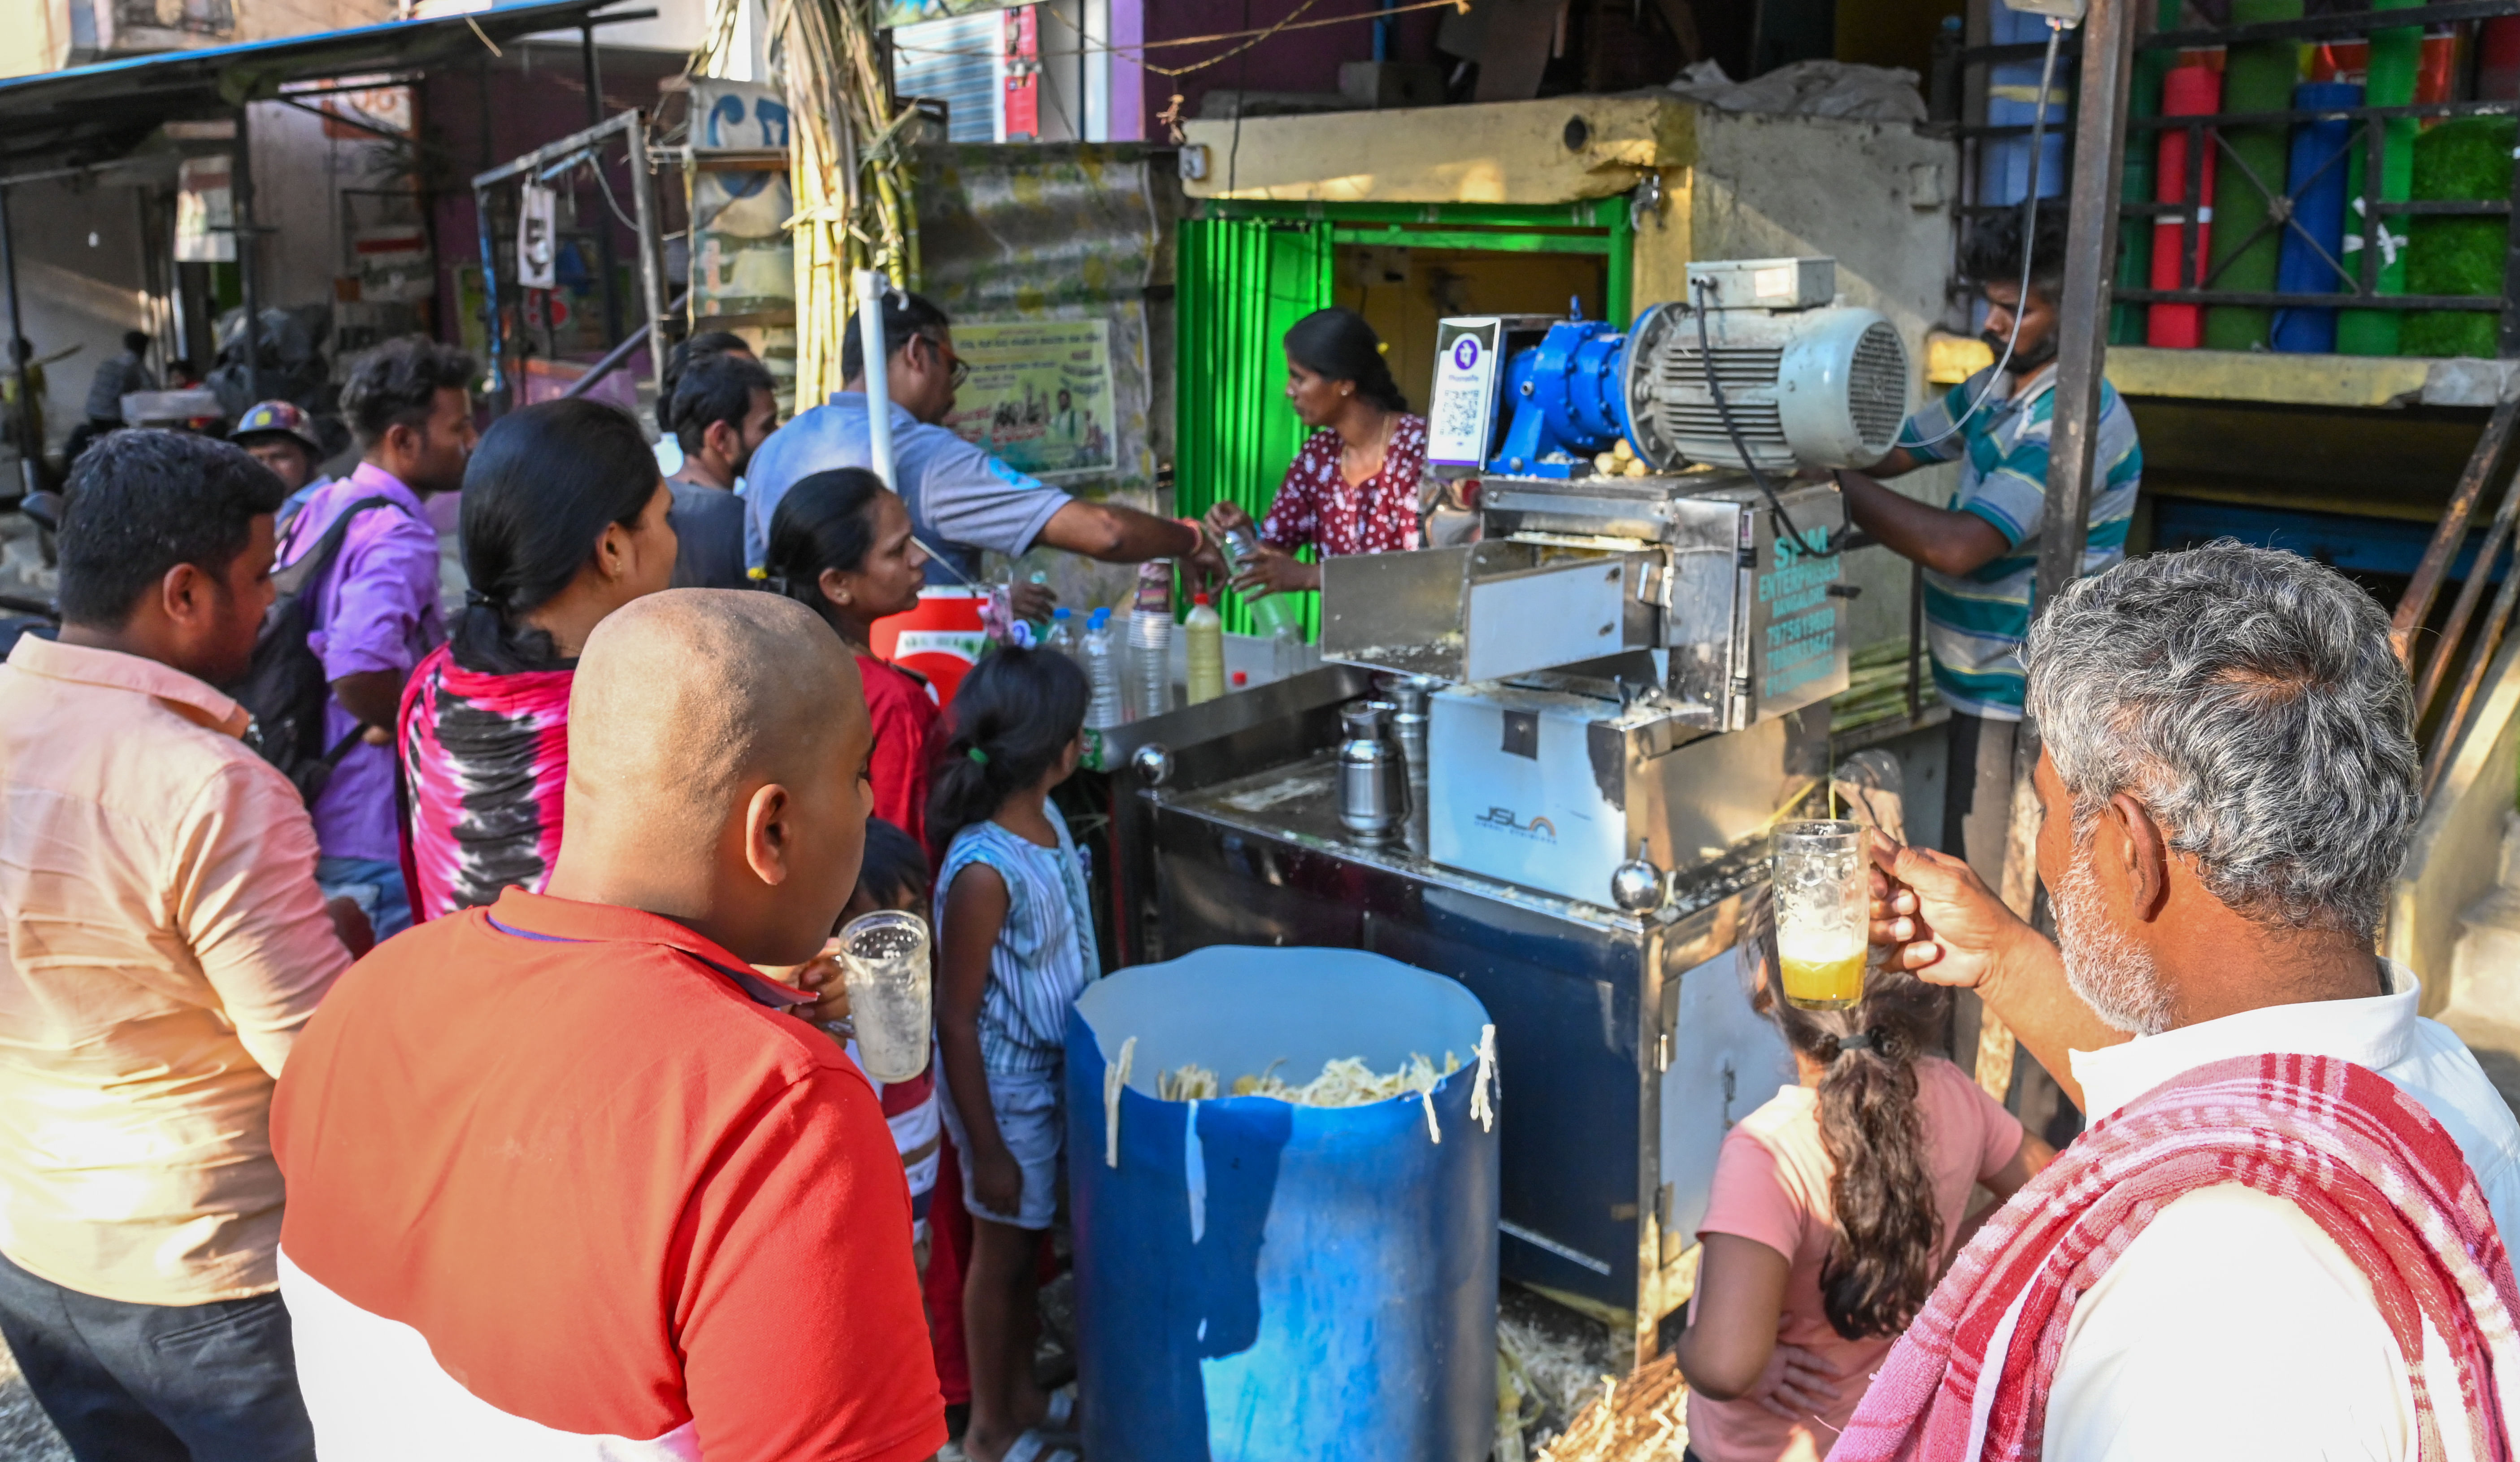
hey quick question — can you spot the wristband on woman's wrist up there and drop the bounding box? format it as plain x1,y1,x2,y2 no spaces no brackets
1177,516,1206,556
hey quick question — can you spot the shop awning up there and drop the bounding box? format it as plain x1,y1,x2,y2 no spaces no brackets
0,0,647,171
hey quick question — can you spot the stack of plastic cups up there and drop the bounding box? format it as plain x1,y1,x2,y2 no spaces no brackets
1082,608,1124,734
2272,81,2364,352
2150,64,2222,348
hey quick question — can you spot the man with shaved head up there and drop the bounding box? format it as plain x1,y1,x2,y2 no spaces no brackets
268,591,947,1462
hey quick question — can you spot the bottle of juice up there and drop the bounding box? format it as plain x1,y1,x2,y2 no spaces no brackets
1184,592,1225,704
1221,524,1301,637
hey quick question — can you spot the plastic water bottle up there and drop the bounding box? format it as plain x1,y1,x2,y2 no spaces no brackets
1221,524,1301,637
1043,605,1077,662
1185,592,1225,704
1271,620,1308,683
1082,608,1124,731
1127,560,1174,721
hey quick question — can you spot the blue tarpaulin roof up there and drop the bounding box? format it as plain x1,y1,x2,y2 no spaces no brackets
0,0,640,170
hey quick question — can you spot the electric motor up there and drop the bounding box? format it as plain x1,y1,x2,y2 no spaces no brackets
1621,297,1910,474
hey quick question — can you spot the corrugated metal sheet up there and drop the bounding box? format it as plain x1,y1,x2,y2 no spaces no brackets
895,13,1001,144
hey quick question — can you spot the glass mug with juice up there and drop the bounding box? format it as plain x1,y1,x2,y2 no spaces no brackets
837,909,932,1082
1773,819,1869,1010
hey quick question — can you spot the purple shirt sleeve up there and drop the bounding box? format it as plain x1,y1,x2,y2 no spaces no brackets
314,510,443,681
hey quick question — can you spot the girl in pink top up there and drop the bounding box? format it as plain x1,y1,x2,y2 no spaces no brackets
1674,942,2053,1462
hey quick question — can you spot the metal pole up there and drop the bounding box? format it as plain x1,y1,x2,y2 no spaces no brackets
1986,0,2140,1103
476,184,505,412
582,23,625,349
855,268,895,487
624,110,669,404
0,180,37,497
234,106,263,405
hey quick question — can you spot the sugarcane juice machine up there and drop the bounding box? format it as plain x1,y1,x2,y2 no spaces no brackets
1108,259,1911,1354
1324,256,1904,906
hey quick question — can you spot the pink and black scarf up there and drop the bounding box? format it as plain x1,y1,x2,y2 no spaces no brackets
1833,1052,2520,1462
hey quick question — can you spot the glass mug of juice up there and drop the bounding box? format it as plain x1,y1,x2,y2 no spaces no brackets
1773,819,1869,1011
838,909,933,1082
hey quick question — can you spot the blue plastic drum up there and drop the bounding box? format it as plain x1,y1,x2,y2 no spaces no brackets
1064,946,1500,1462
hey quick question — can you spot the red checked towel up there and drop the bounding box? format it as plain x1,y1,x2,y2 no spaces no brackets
1832,1053,2520,1462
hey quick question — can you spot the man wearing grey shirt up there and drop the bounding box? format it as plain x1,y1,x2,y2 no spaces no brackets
745,290,1216,591
83,330,158,426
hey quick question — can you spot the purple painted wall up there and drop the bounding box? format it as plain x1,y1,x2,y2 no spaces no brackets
420,41,687,353
1130,0,1446,141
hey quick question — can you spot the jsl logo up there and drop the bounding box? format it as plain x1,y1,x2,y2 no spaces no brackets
1474,806,1558,841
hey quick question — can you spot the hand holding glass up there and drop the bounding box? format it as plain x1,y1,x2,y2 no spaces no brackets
1773,820,1869,1011
839,909,932,1082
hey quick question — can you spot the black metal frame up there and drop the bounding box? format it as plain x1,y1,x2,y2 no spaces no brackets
1953,0,2520,354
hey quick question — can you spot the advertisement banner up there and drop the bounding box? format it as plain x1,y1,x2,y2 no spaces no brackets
942,319,1116,480
174,155,233,264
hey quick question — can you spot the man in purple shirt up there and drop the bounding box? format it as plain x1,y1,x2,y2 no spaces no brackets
275,337,477,937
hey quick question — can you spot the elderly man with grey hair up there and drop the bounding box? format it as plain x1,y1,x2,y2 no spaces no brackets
1849,541,2520,1462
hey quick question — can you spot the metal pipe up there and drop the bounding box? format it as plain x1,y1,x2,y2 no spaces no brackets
855,268,895,487
1988,0,2140,1098
475,183,504,409
2393,391,2520,662
582,23,625,349
624,109,669,404
0,178,36,497
561,287,689,400
234,104,262,405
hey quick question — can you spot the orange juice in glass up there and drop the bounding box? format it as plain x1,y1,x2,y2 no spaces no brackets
1774,820,1868,1011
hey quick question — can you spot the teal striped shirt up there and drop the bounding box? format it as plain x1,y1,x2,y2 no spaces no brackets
1897,364,2142,720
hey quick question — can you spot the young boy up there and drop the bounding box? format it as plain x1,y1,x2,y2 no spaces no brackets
842,817,944,1256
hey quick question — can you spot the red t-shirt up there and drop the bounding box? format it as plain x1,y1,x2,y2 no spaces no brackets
270,888,946,1462
859,653,942,851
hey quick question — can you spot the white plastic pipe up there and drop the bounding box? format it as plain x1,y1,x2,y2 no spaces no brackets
853,268,896,488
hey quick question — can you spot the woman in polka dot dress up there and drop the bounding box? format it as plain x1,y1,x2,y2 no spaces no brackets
1203,307,1429,592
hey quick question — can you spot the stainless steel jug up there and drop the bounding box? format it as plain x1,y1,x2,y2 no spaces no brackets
1337,700,1408,840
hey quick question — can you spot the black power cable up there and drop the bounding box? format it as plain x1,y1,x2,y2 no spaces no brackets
1690,277,1844,559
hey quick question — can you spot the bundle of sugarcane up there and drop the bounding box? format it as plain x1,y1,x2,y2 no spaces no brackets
1831,636,1938,737
704,0,919,401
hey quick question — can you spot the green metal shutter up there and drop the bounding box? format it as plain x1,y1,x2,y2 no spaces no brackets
1176,215,1333,635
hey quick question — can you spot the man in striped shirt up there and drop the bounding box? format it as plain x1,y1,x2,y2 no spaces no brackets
1834,203,2142,881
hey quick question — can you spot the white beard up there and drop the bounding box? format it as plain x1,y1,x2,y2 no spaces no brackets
2052,853,2176,1037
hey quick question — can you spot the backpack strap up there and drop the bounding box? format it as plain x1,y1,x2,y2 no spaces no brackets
272,495,408,602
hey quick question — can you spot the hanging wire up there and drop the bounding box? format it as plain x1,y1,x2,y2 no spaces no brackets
1899,16,2068,452
1690,276,1843,559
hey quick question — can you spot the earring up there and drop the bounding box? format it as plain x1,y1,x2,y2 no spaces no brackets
837,592,852,604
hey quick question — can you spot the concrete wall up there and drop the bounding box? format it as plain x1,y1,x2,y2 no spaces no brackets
1638,104,1962,653
2390,631,2520,1010
4,174,159,450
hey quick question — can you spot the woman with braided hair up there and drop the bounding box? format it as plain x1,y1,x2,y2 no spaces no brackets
1673,904,2053,1462
396,399,676,923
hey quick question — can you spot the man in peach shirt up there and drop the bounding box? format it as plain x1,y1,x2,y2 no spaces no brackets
0,429,360,1460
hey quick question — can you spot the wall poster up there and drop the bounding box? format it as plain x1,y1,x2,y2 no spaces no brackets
941,318,1116,480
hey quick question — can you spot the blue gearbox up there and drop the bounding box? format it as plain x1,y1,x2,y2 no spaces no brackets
1485,318,1645,479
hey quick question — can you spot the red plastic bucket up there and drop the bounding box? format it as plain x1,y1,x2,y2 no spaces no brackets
871,588,987,706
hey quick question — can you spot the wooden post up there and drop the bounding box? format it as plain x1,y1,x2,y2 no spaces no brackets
1985,0,2141,1103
